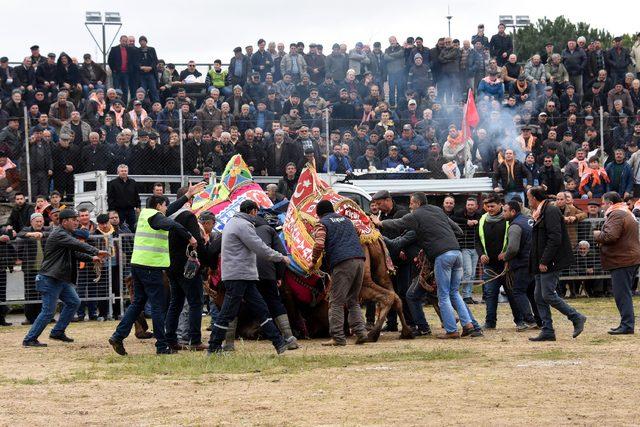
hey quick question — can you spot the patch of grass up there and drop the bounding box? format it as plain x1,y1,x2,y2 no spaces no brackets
13,377,44,385
528,349,577,360
58,348,474,382
588,337,610,345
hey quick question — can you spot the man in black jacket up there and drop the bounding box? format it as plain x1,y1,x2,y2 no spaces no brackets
107,164,141,232
539,155,564,195
164,185,207,351
476,194,522,329
51,134,79,201
137,36,159,103
527,186,586,341
276,163,298,199
502,201,541,331
372,192,476,339
493,149,532,203
8,192,34,232
489,24,513,66
22,209,108,347
79,54,106,97
331,88,356,132
27,130,53,199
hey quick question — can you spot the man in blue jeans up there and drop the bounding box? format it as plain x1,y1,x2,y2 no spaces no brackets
109,192,199,356
451,197,482,304
23,209,108,347
405,257,483,337
527,186,586,341
372,192,477,338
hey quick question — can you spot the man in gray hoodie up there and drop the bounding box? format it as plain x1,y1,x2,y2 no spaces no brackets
207,200,291,355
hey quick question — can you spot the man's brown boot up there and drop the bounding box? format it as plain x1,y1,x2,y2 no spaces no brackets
436,331,460,339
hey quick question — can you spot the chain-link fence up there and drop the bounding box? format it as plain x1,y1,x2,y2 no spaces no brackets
0,218,631,317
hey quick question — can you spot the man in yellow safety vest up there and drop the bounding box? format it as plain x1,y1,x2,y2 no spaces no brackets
109,182,205,355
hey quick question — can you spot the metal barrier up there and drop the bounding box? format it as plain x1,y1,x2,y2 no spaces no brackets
455,217,610,284
1,234,125,321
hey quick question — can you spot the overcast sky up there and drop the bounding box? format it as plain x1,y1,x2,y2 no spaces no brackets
4,0,637,68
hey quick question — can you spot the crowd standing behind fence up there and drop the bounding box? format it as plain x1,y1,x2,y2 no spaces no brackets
0,30,639,202
1,23,640,338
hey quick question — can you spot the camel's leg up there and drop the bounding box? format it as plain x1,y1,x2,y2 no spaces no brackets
360,284,397,342
361,244,384,341
309,300,330,338
367,240,414,339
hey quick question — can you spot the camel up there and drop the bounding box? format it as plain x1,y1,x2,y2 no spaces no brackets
281,247,448,340
212,235,415,342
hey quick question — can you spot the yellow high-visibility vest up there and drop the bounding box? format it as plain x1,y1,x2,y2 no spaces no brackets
130,208,170,268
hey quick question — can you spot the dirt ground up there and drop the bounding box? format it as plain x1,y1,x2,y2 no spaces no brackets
1,298,639,426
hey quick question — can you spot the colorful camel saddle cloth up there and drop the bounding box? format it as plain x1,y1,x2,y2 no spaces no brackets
191,155,273,231
283,164,380,274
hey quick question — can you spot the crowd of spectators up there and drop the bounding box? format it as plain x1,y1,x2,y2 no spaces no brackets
0,27,639,207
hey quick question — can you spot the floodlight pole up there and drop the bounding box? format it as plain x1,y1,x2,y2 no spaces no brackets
85,12,122,67
500,15,530,56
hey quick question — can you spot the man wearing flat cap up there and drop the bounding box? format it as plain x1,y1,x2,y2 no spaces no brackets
22,209,108,347
30,45,46,66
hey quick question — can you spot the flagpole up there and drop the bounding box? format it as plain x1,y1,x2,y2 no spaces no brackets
324,107,332,186
461,89,470,141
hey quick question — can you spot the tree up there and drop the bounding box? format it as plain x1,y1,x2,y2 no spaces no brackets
513,16,633,62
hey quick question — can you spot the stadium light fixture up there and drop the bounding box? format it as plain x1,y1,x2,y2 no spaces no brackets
104,12,121,24
499,14,531,55
499,15,515,26
85,11,102,23
84,11,123,67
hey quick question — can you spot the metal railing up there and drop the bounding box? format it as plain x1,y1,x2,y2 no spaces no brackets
457,217,611,284
2,234,123,320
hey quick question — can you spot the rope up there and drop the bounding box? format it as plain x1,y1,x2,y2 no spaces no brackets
92,261,102,283
476,266,513,291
